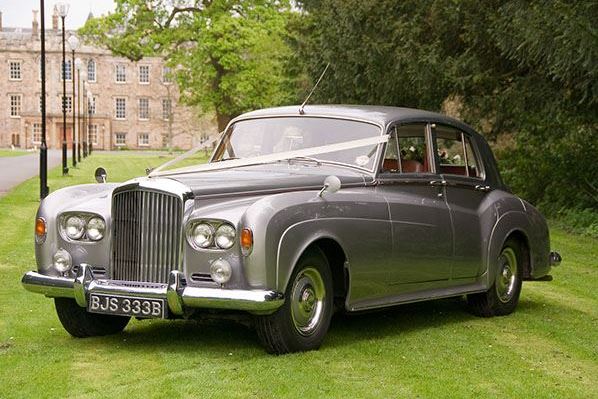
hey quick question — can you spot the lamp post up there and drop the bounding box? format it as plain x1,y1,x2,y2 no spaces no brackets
39,0,49,199
74,58,82,162
87,90,93,156
68,35,79,167
56,2,69,175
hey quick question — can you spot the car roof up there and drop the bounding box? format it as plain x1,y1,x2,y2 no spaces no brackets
234,104,477,134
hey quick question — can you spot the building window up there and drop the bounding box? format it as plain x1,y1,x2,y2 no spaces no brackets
138,133,149,146
139,65,150,84
88,124,98,145
162,99,172,120
138,98,149,120
88,96,96,115
10,94,22,117
115,132,127,146
115,97,126,119
32,123,42,144
162,66,172,83
87,59,96,82
62,59,72,81
9,60,22,80
115,64,126,83
62,96,73,113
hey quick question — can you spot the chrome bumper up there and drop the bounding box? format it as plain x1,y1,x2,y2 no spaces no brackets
21,264,284,315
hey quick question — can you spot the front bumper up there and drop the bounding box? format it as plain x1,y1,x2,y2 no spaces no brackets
22,264,284,315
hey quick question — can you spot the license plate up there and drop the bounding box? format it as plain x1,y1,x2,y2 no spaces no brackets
88,293,167,319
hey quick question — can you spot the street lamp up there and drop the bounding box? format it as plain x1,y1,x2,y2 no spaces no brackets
57,2,69,175
39,0,49,199
87,90,93,156
68,35,79,168
75,58,82,162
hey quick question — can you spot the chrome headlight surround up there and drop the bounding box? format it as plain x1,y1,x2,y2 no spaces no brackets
186,220,236,251
59,212,106,242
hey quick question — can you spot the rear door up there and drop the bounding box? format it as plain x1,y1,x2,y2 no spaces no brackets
432,124,488,279
376,123,453,290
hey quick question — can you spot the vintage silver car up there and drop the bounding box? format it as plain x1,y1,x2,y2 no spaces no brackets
22,105,561,354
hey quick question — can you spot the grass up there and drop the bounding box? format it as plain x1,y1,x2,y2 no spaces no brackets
0,148,31,157
0,153,596,398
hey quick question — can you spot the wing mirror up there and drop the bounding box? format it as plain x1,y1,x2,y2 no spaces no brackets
318,175,341,197
94,167,107,183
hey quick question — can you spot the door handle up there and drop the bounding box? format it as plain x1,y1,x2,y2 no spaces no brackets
475,185,491,192
430,180,447,187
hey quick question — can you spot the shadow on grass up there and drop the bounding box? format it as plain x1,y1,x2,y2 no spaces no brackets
72,295,560,356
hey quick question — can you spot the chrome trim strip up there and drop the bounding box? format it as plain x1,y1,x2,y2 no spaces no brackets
21,269,284,314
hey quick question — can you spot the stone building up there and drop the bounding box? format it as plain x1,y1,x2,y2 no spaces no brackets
0,9,216,151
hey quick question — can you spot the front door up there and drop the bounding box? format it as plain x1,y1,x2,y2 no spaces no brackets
376,123,453,292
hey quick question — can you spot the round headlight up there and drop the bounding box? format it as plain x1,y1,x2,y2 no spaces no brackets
86,217,105,241
53,248,72,273
65,216,85,240
192,223,214,248
215,224,236,249
210,259,232,284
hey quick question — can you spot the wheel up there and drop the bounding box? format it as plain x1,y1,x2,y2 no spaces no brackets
255,248,333,354
54,298,130,338
467,238,523,317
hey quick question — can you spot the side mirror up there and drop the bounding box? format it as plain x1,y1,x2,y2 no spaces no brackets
318,175,341,198
94,167,107,183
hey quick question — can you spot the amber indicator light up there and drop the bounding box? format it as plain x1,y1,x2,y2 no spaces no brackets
241,228,253,252
35,218,46,237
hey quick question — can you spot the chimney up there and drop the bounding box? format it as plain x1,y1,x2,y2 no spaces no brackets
32,10,39,38
52,6,58,31
0,11,3,32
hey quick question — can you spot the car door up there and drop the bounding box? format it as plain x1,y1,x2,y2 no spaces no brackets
432,123,488,279
375,123,453,291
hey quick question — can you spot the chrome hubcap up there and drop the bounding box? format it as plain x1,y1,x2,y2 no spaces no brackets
496,247,518,303
290,267,325,336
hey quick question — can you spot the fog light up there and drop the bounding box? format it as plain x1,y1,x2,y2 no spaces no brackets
210,259,232,284
53,248,72,273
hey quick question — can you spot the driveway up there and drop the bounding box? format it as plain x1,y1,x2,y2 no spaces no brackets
0,150,62,196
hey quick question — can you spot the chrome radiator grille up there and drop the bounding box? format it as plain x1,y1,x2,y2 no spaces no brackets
111,189,183,283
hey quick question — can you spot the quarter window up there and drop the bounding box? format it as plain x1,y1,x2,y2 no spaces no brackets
114,97,126,119
139,65,150,84
115,64,126,83
9,61,22,80
115,132,127,146
10,94,22,117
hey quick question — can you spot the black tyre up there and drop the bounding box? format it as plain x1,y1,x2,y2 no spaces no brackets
255,248,333,354
467,238,523,317
54,298,130,338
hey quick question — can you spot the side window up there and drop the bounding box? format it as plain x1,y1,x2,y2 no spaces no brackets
381,124,431,174
433,125,481,178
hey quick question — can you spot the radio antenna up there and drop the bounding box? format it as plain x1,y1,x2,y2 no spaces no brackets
299,62,330,115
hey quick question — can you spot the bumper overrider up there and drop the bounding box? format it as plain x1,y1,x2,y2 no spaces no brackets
21,264,284,315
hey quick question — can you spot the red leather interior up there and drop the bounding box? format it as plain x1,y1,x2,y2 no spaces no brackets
382,159,424,173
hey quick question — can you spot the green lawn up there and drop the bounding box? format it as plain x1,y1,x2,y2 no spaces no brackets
0,154,596,398
0,148,31,157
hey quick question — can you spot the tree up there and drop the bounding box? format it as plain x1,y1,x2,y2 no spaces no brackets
80,0,297,131
297,0,598,212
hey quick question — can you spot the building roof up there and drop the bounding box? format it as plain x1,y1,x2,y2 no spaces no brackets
236,104,475,132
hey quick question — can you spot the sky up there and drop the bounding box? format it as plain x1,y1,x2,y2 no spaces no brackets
0,0,116,30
